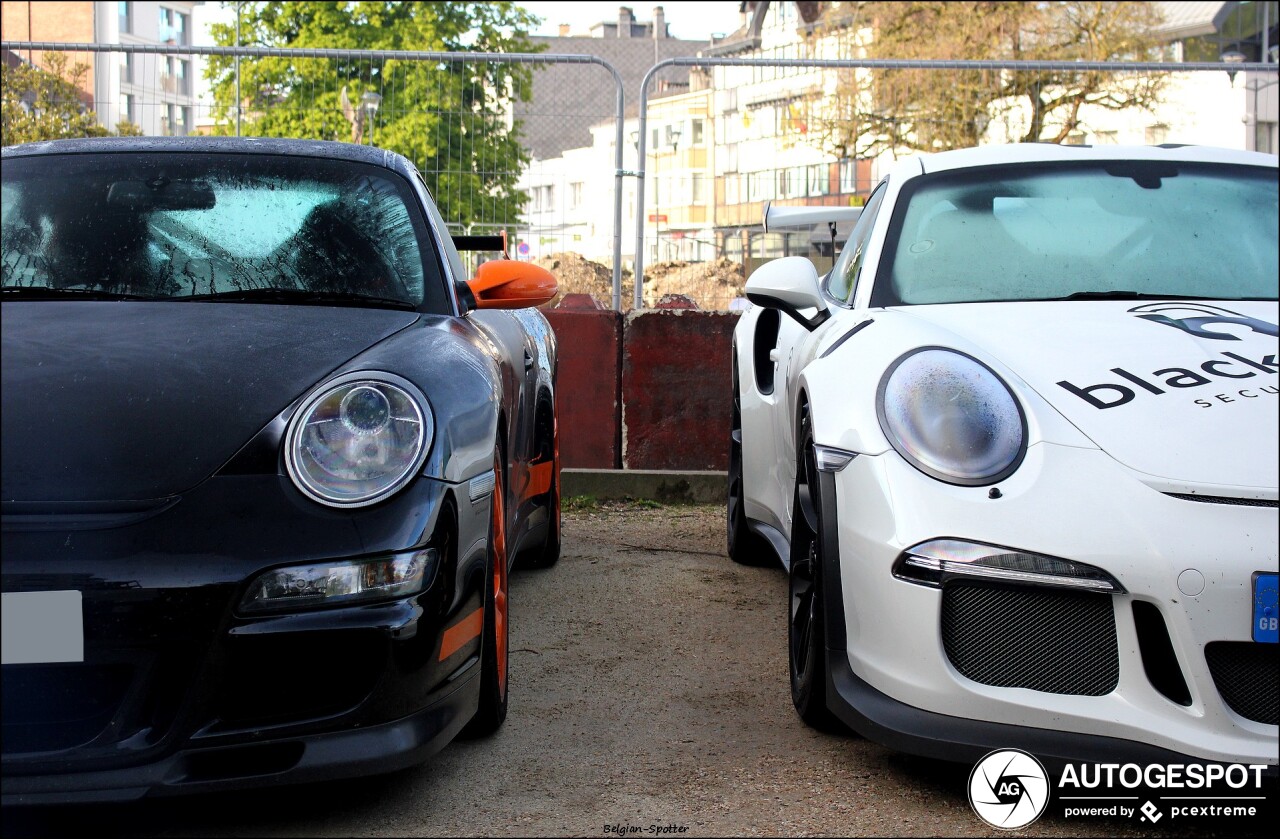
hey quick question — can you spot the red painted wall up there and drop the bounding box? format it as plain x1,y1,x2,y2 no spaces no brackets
544,303,622,469
621,310,740,471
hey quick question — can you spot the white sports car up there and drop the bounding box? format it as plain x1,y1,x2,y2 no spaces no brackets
729,143,1278,768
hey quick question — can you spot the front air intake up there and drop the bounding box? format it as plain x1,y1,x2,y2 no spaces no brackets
942,582,1118,696
1205,641,1278,725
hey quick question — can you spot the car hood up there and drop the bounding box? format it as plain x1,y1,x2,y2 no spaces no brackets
1,302,420,503
893,300,1279,493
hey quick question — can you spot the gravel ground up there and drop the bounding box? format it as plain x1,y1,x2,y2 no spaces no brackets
3,502,1269,837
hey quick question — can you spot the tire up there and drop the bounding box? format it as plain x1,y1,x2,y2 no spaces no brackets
524,413,561,569
728,363,774,566
461,446,510,737
788,403,845,733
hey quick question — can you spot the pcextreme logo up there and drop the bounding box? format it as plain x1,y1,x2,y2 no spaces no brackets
1056,303,1279,410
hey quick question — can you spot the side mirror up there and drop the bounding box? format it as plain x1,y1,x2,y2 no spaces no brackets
745,256,830,331
463,260,557,310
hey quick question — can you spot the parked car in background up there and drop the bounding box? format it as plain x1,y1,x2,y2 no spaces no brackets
729,143,1278,769
1,137,561,803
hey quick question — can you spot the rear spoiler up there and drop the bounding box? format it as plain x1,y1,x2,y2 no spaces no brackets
451,231,510,259
762,201,863,232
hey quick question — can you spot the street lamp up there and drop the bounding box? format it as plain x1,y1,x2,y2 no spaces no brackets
360,91,382,146
664,123,683,261
1221,48,1247,86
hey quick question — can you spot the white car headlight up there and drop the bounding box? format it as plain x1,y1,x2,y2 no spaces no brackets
877,348,1025,486
285,374,433,507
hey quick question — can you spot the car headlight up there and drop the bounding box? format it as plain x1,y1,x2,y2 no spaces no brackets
877,348,1025,486
285,374,433,507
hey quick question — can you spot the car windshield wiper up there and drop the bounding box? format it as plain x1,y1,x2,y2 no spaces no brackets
1050,291,1239,302
177,288,416,309
1,285,155,301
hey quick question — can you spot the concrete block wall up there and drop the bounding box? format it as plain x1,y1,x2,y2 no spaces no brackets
546,296,740,472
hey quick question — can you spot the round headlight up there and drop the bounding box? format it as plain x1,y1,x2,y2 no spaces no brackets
285,375,433,507
877,348,1025,485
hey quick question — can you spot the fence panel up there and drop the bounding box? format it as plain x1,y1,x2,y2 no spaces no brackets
1,41,629,308
4,43,1276,313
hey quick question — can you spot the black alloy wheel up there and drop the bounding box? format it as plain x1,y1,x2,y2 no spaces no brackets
788,403,844,732
525,408,561,569
462,445,510,737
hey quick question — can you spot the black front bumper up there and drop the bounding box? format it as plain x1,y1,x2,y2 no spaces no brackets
0,670,479,805
1,474,493,803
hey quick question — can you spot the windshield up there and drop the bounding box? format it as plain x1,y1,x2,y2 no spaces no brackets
876,161,1279,306
1,152,450,312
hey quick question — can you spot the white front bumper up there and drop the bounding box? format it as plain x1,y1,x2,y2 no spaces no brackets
832,441,1278,765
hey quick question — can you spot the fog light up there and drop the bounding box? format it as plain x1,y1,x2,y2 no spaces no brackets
240,549,436,614
893,539,1124,593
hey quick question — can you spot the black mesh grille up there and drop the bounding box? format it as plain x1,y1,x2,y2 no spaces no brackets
1205,642,1278,725
942,583,1118,696
1165,493,1278,508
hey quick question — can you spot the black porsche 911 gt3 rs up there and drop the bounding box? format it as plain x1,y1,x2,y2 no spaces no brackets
0,137,561,804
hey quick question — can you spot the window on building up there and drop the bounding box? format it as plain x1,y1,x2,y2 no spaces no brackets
173,106,188,136
570,182,584,209
120,52,132,85
118,1,132,34
1094,130,1119,145
748,171,775,202
691,173,706,204
161,8,188,45
176,59,189,95
808,164,830,196
123,93,135,125
724,174,740,205
1063,133,1086,146
1145,123,1169,145
723,143,738,173
839,159,862,194
690,118,704,145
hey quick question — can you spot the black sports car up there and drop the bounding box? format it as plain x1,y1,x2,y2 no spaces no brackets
0,137,561,803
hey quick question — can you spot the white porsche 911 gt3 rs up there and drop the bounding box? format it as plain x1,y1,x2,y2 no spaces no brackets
728,143,1278,768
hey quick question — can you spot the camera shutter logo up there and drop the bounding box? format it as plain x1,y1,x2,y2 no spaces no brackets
968,749,1050,829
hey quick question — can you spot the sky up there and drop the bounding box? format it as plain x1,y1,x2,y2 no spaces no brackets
518,2,743,41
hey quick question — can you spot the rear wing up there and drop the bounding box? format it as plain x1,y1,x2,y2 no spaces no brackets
763,202,864,264
451,231,510,259
762,201,862,232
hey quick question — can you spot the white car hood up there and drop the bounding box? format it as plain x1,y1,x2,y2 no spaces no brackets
895,300,1279,494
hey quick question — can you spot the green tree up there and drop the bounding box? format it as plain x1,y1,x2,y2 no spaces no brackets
205,1,542,226
1,52,143,145
805,1,1168,158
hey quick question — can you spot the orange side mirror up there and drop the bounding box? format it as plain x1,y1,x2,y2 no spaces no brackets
466,260,558,309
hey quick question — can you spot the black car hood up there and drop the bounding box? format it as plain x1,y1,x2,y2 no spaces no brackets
1,302,420,504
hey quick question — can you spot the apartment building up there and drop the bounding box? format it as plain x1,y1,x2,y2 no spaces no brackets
1,0,201,136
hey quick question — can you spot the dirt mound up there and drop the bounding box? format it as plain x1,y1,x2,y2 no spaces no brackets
642,259,745,309
534,252,746,310
534,252,632,308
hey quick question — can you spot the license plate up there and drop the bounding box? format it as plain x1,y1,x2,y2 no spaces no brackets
0,591,84,664
1254,573,1278,644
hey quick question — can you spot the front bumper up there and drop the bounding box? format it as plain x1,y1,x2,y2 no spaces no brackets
1,473,493,803
823,441,1278,766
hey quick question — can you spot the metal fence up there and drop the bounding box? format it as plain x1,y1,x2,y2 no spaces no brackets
3,41,1276,312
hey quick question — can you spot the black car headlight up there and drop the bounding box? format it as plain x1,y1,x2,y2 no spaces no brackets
877,348,1026,486
285,374,433,507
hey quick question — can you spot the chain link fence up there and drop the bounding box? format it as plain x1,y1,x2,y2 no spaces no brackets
3,41,1275,311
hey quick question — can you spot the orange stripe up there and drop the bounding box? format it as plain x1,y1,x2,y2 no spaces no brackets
438,607,484,661
527,461,554,497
